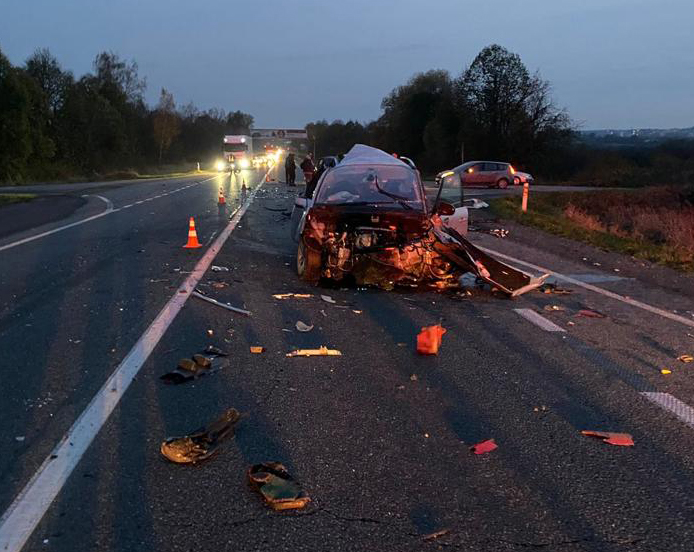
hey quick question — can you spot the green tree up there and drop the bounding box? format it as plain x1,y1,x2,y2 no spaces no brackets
0,49,32,182
25,48,73,114
225,110,253,134
152,88,180,163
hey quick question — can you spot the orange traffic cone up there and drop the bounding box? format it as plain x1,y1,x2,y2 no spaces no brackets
265,173,270,183
218,189,226,205
183,217,202,249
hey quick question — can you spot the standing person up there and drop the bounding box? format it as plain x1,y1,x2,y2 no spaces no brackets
300,152,315,185
285,153,296,186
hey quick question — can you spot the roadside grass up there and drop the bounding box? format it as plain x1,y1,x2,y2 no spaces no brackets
489,187,694,272
0,193,37,207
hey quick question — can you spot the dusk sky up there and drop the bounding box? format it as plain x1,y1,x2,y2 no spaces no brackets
1,0,692,130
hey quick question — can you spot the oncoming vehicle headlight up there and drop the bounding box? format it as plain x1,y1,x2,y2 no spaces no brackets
240,158,251,169
215,160,226,171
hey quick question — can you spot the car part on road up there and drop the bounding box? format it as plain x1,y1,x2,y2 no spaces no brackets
295,320,314,332
159,349,228,385
160,408,241,463
661,369,672,375
203,345,228,356
678,354,693,363
320,294,336,304
577,309,606,318
488,228,509,238
470,439,498,454
192,291,251,316
543,305,566,312
286,346,342,357
272,293,313,300
417,325,447,355
247,462,311,511
581,430,634,447
422,529,451,541
250,346,264,354
211,265,230,272
538,283,573,295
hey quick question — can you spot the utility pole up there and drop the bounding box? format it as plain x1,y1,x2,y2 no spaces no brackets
460,142,465,164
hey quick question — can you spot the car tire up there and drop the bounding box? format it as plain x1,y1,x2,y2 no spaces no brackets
297,239,321,284
497,178,509,189
513,177,520,186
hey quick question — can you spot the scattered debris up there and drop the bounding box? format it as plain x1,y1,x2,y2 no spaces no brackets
160,348,228,385
250,346,265,354
410,374,418,381
577,309,606,319
207,329,214,336
320,294,336,304
320,309,327,317
295,321,314,332
488,228,509,238
352,310,363,314
192,291,251,316
678,354,693,363
543,305,566,312
661,369,672,375
464,198,489,209
470,439,498,455
211,281,229,289
422,529,451,541
247,462,311,511
15,436,25,442
272,293,313,300
417,325,447,355
204,345,228,356
160,408,241,463
286,346,342,357
211,265,230,272
538,283,573,295
581,430,634,447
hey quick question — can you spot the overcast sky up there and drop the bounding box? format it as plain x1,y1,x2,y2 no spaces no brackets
1,0,692,129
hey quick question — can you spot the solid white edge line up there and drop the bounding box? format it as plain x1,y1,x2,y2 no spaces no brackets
0,168,271,552
0,177,217,253
513,308,566,332
479,245,694,330
641,392,694,429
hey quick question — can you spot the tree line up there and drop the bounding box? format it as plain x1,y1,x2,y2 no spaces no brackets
307,44,694,186
0,47,253,183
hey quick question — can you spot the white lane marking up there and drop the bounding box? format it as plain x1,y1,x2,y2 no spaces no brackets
0,169,270,552
514,308,566,332
641,392,694,429
0,177,216,253
480,246,694,330
0,196,114,253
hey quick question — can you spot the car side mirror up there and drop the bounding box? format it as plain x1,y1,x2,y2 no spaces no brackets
436,201,455,216
295,197,307,209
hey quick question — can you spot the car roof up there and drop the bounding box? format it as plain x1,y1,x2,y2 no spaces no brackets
340,144,412,169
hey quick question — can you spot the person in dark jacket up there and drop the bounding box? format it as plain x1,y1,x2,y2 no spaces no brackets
285,153,297,185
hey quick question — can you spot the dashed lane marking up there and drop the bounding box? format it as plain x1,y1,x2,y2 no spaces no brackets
0,177,216,253
0,168,271,552
514,308,566,332
641,392,694,429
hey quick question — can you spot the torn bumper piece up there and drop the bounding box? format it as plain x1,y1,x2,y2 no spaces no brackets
248,462,310,511
432,227,548,297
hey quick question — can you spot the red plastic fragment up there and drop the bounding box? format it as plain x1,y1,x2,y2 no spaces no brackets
470,439,498,455
581,430,634,446
417,325,447,355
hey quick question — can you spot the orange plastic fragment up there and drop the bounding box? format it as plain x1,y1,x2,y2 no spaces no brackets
250,347,264,354
470,439,497,455
577,309,605,318
417,325,447,355
581,430,634,447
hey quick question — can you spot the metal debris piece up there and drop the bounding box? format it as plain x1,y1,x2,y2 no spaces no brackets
286,346,342,357
295,320,314,332
678,354,693,363
417,325,447,355
470,439,498,455
15,436,25,442
581,430,634,446
160,408,241,463
204,345,228,356
422,529,451,541
192,291,251,316
543,305,566,312
272,293,313,300
160,349,228,385
250,346,264,354
247,462,311,511
488,228,509,238
210,265,230,272
320,294,336,304
211,281,229,289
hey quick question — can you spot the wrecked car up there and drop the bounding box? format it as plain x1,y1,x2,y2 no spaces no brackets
290,145,546,296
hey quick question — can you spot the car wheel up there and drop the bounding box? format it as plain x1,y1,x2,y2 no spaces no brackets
497,178,509,189
514,177,520,186
297,239,321,284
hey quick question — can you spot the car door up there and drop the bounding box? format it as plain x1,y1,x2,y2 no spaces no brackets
481,163,498,186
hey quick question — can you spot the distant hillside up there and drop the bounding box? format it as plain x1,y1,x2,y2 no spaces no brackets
579,127,694,146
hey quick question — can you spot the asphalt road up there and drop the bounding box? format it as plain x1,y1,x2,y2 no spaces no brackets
2,166,694,552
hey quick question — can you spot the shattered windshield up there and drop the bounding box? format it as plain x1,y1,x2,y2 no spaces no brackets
314,165,423,207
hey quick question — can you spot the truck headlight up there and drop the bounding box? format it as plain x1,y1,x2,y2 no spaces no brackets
240,159,250,169
215,160,226,171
